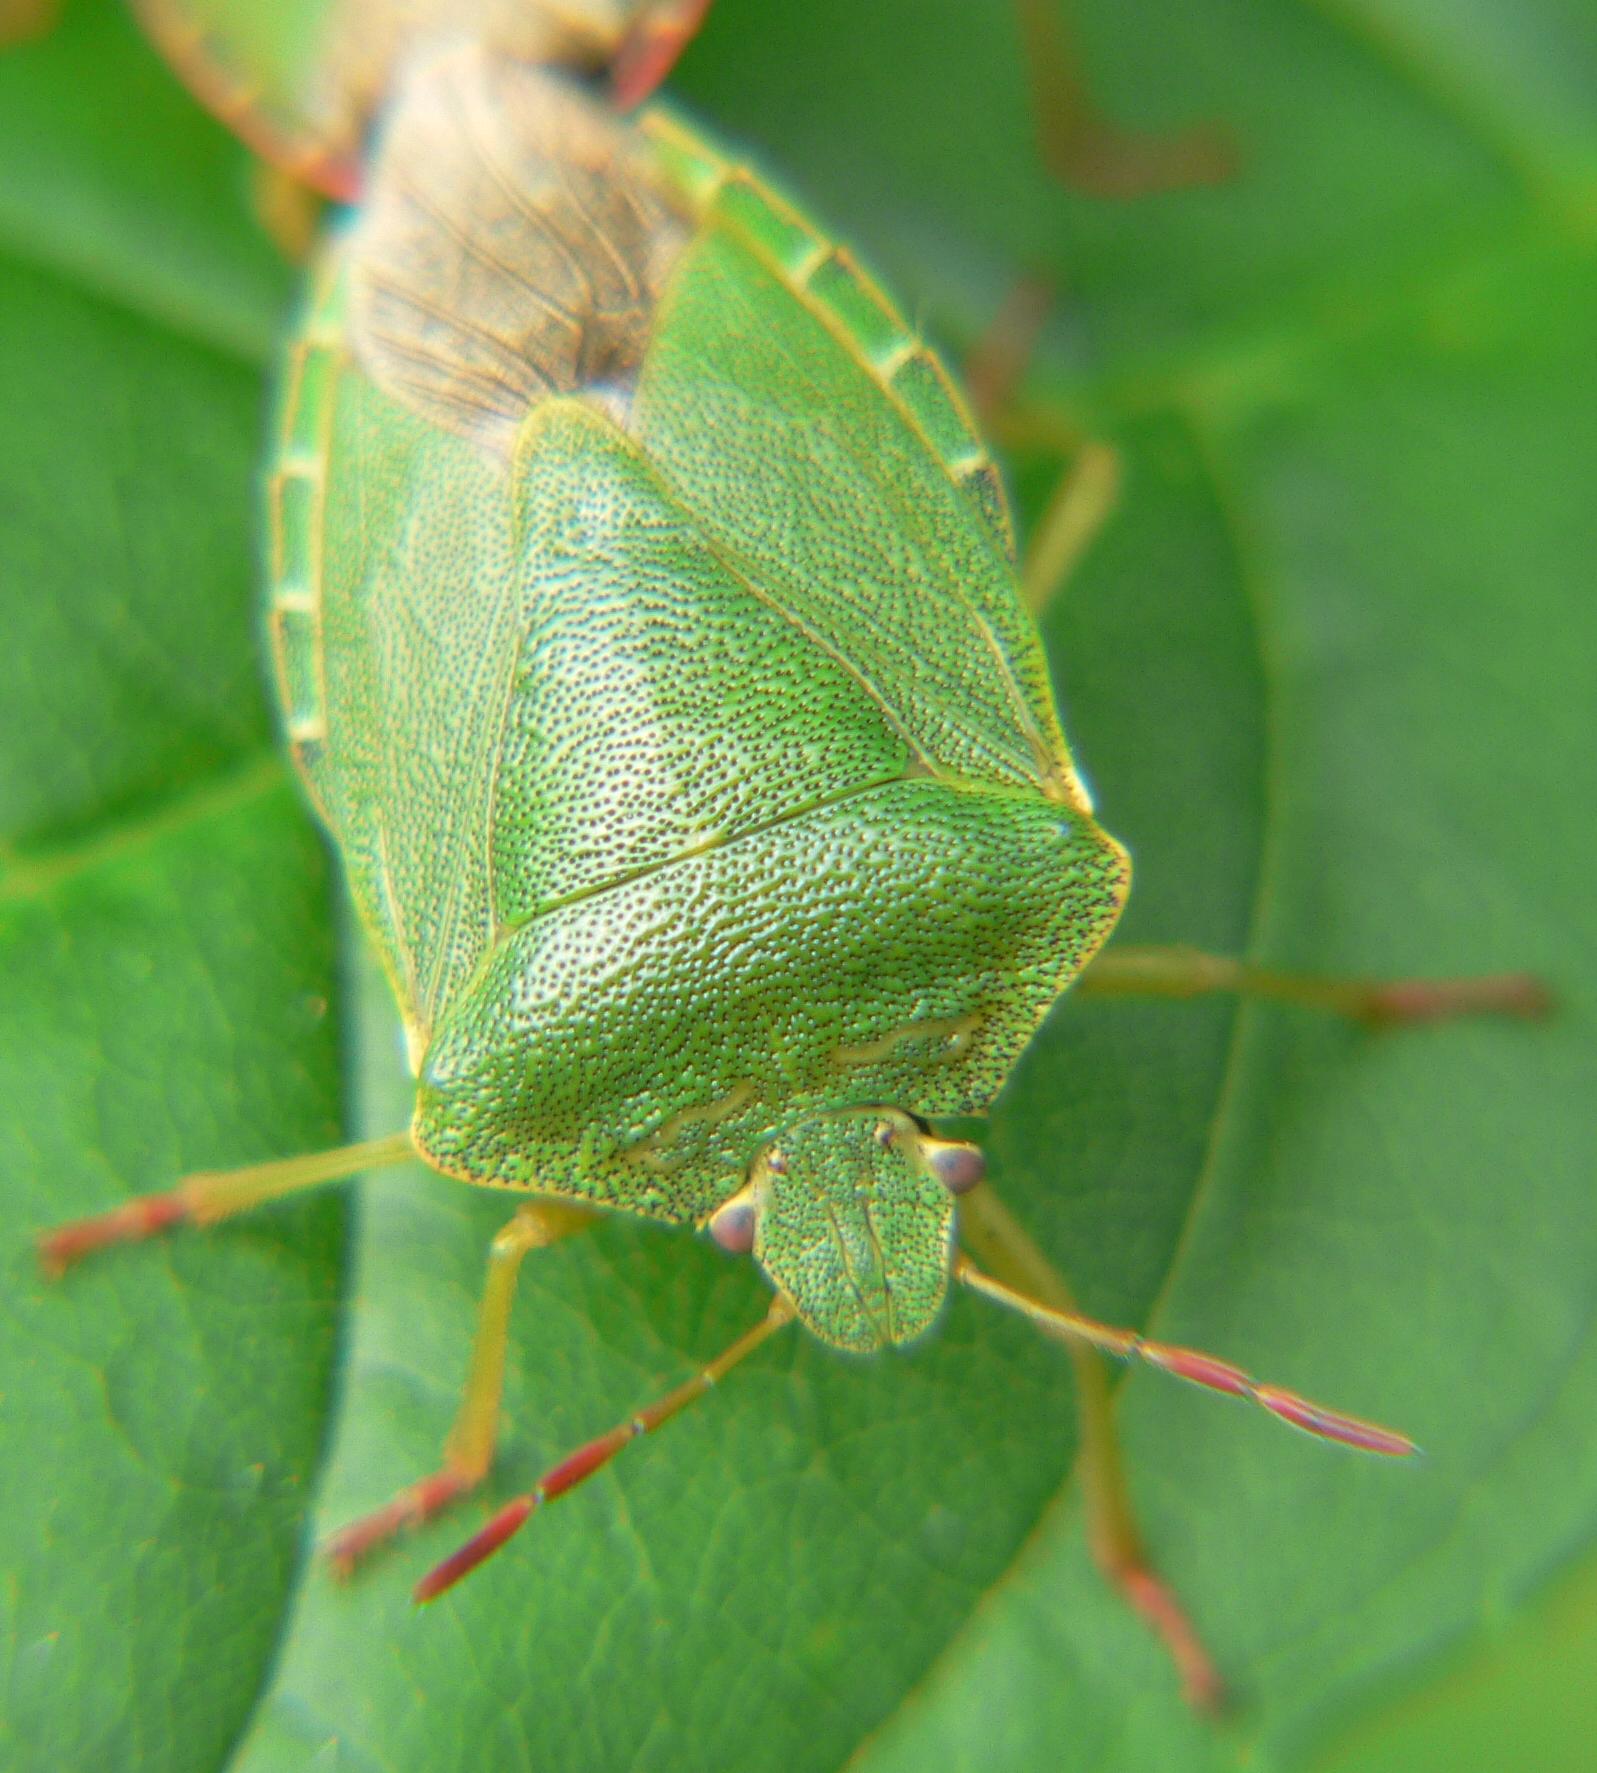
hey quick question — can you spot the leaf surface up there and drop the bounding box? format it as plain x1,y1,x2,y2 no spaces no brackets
1,2,1592,1769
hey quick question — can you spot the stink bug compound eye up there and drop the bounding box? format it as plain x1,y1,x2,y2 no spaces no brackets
39,5,1552,1713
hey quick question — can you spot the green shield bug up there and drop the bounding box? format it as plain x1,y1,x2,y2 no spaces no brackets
35,10,1551,1712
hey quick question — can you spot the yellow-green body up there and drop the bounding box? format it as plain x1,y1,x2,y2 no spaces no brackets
265,50,1129,1350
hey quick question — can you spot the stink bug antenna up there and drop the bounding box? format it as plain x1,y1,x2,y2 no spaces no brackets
413,1295,796,1603
955,1256,1417,1458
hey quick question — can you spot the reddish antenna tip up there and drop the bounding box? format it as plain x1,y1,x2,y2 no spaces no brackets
413,1496,534,1604
1143,1341,1419,1456
1256,1386,1420,1458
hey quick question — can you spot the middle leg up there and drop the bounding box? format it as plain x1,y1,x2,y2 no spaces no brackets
1078,943,1549,1026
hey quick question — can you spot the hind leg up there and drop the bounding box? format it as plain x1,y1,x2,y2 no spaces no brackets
959,1184,1225,1710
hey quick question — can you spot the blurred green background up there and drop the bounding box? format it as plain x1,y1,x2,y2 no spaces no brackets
1,2,1593,1769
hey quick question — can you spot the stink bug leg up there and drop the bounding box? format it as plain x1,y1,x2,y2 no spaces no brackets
1078,944,1552,1026
37,1132,415,1275
1015,0,1235,198
251,160,325,261
0,0,60,47
1019,434,1123,616
325,1200,596,1576
958,1185,1227,1710
415,1296,797,1603
956,1183,1420,1712
961,282,1124,619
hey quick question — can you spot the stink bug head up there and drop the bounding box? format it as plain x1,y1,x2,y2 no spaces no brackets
727,1110,982,1353
706,1100,1417,1465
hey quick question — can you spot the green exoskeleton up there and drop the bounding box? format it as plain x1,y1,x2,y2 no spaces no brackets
39,6,1547,1709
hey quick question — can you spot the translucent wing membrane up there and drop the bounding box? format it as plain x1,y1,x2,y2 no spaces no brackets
348,49,689,455
316,0,646,153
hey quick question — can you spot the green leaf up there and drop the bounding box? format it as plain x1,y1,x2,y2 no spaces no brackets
1311,1546,1597,1773
0,0,290,358
2,2,1592,1770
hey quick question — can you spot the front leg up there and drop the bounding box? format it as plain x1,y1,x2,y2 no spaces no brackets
324,1199,597,1576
